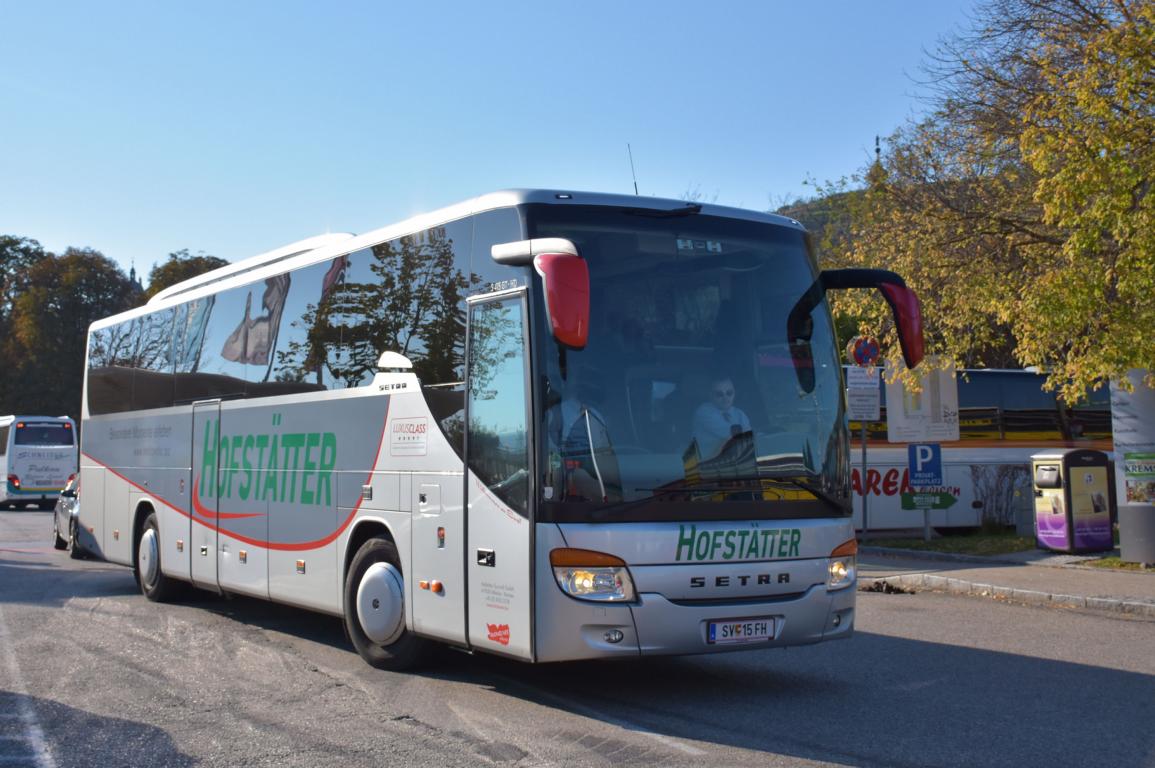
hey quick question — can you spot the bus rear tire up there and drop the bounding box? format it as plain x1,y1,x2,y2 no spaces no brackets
343,538,427,670
136,512,179,602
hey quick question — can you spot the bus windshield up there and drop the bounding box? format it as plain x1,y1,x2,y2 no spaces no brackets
527,205,848,523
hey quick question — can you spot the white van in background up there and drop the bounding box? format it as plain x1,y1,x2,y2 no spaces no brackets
0,416,78,509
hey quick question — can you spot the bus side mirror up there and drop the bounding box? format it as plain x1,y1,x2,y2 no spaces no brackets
492,238,589,350
787,269,925,392
533,253,589,349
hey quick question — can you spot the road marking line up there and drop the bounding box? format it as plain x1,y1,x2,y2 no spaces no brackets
0,606,57,768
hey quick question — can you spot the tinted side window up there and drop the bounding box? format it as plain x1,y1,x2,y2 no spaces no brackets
87,321,136,414
132,308,175,410
174,297,215,403
265,261,341,396
469,208,525,294
332,221,475,455
0,426,8,455
338,220,474,388
187,287,252,400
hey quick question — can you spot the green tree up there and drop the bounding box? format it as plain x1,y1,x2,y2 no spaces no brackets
146,249,229,298
5,249,142,418
0,237,50,407
815,0,1153,401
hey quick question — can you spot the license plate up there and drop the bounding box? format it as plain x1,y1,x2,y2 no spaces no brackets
707,617,776,645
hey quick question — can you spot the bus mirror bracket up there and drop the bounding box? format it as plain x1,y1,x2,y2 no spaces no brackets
491,238,589,350
786,269,925,392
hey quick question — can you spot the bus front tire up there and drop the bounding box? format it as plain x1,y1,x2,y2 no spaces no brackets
136,512,179,602
343,538,427,670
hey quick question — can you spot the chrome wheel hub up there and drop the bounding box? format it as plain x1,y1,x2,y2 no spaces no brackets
356,562,405,645
139,527,159,588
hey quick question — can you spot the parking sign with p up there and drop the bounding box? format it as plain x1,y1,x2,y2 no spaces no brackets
908,443,943,487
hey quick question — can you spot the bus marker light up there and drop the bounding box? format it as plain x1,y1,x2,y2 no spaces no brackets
419,580,430,590
296,560,306,574
7,475,19,489
113,529,119,541
239,550,247,564
176,540,184,552
431,580,444,594
437,527,445,548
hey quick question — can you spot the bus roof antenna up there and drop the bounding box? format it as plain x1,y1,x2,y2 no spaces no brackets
628,143,639,195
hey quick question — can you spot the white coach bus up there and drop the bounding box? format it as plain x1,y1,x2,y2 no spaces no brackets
0,415,77,509
78,190,923,668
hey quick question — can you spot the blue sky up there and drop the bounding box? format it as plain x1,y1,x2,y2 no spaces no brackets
1,1,974,280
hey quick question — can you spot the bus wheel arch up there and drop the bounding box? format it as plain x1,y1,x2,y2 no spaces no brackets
343,520,397,585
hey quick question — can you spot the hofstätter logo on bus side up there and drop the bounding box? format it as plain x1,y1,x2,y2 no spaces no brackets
199,417,337,506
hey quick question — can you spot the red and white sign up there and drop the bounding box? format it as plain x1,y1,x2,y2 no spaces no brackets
486,623,511,645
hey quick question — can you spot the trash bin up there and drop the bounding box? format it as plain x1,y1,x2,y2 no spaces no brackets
1119,504,1155,564
1031,449,1115,553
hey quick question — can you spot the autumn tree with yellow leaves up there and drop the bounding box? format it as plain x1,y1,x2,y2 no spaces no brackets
811,0,1154,403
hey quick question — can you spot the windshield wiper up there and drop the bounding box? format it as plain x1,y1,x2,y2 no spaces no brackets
762,477,849,513
620,203,702,219
571,477,848,518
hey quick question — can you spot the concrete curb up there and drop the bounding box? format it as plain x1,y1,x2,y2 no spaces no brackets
860,546,1028,566
860,572,1155,618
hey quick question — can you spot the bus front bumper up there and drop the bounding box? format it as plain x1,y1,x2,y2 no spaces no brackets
534,580,855,662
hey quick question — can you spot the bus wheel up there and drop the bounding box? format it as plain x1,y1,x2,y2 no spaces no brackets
136,512,178,602
344,538,427,670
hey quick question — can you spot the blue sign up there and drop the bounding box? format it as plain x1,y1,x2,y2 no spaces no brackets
908,443,943,487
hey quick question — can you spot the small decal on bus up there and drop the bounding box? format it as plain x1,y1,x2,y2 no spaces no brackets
390,417,428,456
486,623,510,646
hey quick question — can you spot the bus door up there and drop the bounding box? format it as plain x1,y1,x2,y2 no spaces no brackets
190,400,220,591
464,290,534,660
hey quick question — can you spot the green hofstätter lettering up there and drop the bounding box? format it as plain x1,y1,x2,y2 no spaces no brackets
200,418,337,506
675,523,803,562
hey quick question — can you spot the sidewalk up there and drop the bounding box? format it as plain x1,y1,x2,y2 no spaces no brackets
858,546,1155,618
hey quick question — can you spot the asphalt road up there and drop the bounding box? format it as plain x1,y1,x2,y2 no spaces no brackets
2,509,1153,768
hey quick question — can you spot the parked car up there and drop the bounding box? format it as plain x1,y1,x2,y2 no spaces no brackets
52,475,84,558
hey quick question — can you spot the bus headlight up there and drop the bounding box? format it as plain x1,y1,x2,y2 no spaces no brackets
550,548,636,602
827,539,858,591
